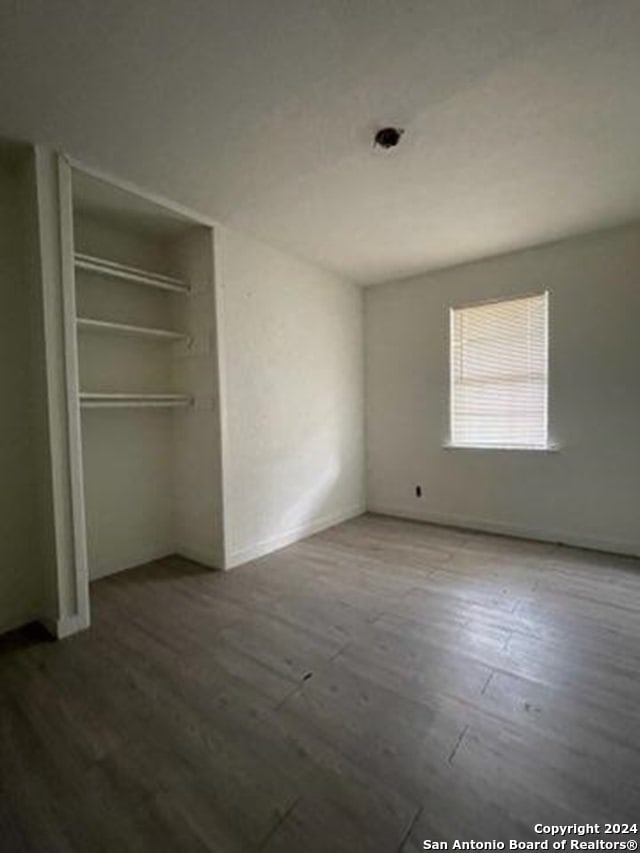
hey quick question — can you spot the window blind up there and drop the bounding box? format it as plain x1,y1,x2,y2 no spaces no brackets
450,292,549,449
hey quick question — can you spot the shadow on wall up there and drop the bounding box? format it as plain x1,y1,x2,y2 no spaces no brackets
233,420,351,562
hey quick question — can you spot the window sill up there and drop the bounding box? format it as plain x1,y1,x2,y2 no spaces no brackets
443,443,560,452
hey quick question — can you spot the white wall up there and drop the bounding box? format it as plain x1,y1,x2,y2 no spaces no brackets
366,223,640,556
217,226,365,567
0,152,44,631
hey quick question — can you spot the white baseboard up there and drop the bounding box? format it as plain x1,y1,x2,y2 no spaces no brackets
40,611,91,640
368,503,640,558
225,504,366,569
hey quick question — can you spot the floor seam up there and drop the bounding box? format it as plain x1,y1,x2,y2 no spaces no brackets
481,671,494,695
274,683,303,712
274,639,350,712
258,796,299,851
503,630,514,652
397,805,423,853
447,724,469,765
328,639,350,662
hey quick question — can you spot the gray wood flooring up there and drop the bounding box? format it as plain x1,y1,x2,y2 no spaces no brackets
1,514,639,851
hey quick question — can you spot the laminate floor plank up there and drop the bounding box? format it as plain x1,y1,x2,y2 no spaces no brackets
451,714,639,821
278,661,466,804
478,669,640,770
1,513,639,851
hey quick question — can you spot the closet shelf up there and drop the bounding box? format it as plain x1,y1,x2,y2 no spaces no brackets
80,392,192,409
74,252,190,294
77,317,189,343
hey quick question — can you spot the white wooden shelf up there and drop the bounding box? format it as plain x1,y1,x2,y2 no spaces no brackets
74,252,190,294
76,317,189,343
80,392,192,409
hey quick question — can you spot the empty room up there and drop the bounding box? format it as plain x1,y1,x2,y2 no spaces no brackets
1,2,639,851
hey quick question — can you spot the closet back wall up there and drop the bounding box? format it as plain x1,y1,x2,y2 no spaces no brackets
366,222,640,556
74,214,178,578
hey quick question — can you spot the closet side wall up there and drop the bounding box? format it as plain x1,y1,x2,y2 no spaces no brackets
173,227,225,568
217,225,365,567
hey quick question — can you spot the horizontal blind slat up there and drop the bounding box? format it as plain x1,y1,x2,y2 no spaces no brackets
451,292,548,448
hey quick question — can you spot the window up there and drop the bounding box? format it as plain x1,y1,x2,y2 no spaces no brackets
449,292,549,449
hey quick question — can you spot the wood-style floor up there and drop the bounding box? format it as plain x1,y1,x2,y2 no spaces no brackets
1,514,639,852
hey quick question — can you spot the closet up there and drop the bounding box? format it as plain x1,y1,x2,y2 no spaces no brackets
0,146,226,638
64,162,225,589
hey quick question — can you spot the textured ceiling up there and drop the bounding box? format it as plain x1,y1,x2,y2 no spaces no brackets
1,0,640,284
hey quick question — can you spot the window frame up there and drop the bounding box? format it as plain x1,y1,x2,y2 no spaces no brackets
447,290,553,452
